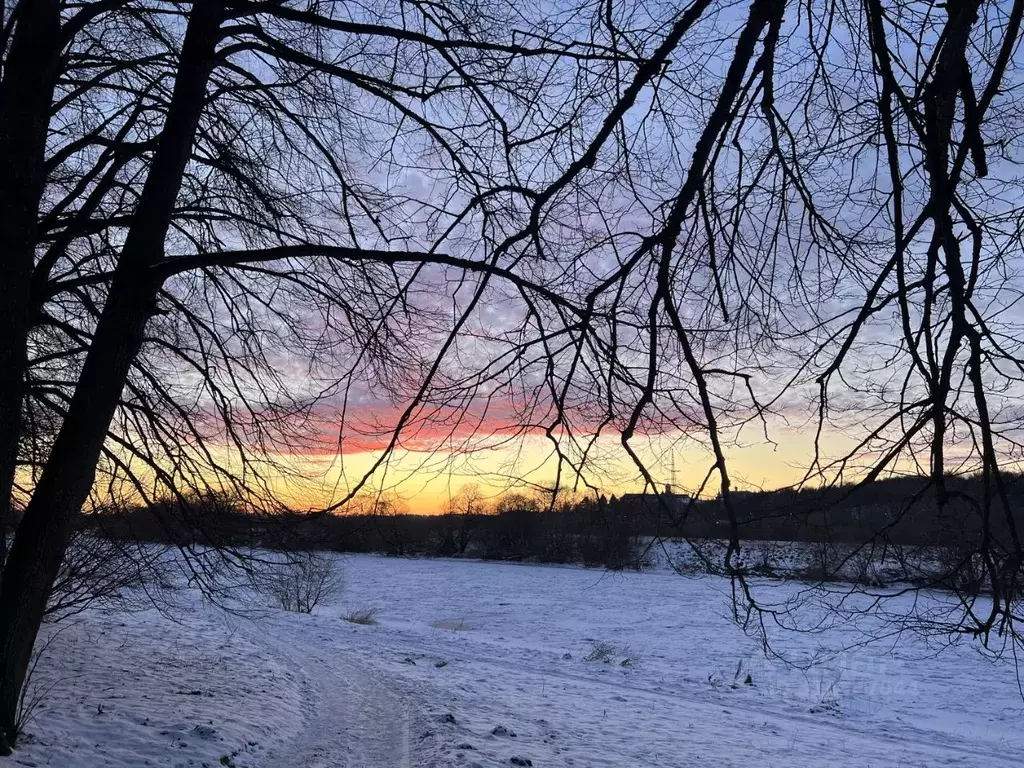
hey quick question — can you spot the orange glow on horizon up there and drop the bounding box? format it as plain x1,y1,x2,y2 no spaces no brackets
260,423,834,514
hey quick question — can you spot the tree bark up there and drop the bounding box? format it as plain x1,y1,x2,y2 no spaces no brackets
0,0,63,581
0,0,225,747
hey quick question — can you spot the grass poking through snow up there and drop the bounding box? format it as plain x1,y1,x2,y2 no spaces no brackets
344,607,378,625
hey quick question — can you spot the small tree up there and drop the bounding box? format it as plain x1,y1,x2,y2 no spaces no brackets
260,552,342,615
489,492,543,559
443,484,488,555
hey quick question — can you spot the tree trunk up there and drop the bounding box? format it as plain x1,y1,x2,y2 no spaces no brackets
0,0,63,577
0,0,225,747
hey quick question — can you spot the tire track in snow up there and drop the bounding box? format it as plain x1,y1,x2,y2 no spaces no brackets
244,619,428,768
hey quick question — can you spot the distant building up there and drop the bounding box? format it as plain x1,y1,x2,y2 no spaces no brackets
613,485,694,525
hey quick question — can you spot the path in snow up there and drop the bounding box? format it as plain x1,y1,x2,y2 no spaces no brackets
251,617,420,768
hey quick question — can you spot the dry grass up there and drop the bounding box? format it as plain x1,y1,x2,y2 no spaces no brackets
583,641,617,663
344,607,378,625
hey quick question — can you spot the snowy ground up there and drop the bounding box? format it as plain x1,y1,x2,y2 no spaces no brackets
642,536,945,585
6,554,1023,767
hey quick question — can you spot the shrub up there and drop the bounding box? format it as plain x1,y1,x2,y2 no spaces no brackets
344,607,378,625
583,641,617,663
261,552,342,613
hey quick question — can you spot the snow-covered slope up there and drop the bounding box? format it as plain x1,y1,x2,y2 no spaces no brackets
8,555,1022,767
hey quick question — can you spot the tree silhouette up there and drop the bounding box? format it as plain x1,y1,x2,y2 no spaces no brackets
0,0,623,748
2,0,1024,752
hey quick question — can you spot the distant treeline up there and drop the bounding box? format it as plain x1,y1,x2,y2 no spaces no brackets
689,473,1023,548
86,491,647,569
77,473,1023,569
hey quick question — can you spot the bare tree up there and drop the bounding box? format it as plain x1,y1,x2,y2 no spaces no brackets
0,0,625,749
321,0,1024,655
4,0,1024,753
258,551,342,614
0,0,68,566
443,483,488,554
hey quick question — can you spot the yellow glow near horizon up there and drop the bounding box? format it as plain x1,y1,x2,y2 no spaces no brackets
68,411,878,515
261,422,833,514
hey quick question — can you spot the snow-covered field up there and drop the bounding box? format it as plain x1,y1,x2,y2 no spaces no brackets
643,536,946,585
7,554,1023,767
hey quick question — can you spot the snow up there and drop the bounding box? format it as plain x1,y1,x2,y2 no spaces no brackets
10,603,306,768
7,554,1023,767
642,536,945,585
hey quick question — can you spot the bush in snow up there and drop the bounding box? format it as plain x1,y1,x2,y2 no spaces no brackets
259,552,342,613
583,641,617,663
344,606,378,625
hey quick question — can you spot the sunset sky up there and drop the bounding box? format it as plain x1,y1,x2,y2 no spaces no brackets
257,412,844,514
65,0,1019,519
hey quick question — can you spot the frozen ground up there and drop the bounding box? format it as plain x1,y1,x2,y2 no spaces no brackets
6,554,1023,767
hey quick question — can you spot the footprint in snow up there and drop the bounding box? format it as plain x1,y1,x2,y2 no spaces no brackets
192,724,218,740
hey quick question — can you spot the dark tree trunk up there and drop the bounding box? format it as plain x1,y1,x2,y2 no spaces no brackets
0,0,63,578
0,1,225,748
